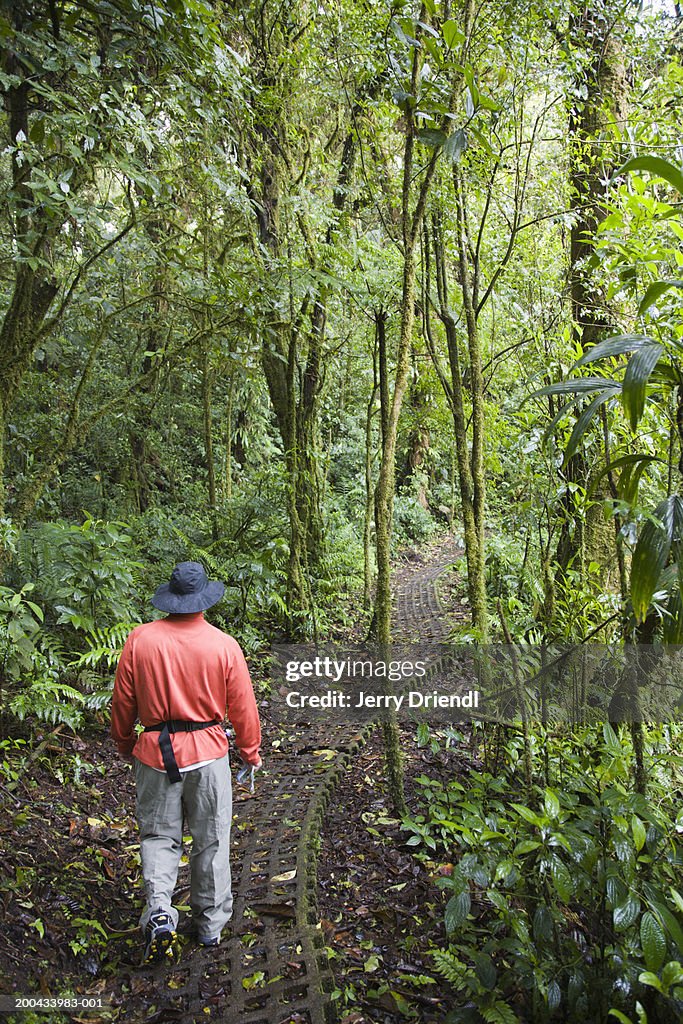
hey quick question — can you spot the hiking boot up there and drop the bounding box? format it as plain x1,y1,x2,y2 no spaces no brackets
143,909,178,964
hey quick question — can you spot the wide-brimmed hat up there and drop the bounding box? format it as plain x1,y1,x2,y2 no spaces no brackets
151,561,225,613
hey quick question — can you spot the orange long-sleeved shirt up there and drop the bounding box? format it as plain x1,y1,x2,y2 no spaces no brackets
111,613,261,769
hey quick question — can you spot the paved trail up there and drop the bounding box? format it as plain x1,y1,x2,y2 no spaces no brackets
106,540,460,1024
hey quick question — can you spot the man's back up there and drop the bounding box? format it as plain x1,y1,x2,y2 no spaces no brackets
112,611,261,770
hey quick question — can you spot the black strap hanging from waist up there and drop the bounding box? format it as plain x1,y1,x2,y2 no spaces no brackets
143,719,219,784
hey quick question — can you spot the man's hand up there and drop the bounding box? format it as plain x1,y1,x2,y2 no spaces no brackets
236,759,261,793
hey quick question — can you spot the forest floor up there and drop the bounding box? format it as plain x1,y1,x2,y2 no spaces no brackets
0,533,471,1023
317,726,476,1024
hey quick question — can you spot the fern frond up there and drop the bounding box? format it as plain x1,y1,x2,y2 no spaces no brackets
430,949,472,992
482,1002,520,1024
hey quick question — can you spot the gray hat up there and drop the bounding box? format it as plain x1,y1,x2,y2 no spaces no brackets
151,561,225,613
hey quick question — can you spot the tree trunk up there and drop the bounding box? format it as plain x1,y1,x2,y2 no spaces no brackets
452,169,488,638
430,212,487,637
373,3,470,813
375,248,418,648
0,269,58,519
201,341,219,541
364,357,378,609
555,4,629,578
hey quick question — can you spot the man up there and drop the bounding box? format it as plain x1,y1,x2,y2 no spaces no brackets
111,561,262,964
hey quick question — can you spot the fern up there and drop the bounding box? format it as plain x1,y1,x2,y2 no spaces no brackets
481,1002,520,1024
74,621,138,670
82,686,114,712
166,522,228,579
9,679,85,729
431,949,472,992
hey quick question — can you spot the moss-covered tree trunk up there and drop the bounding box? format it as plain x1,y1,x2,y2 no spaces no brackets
364,342,379,608
244,10,373,632
373,8,445,814
429,218,483,635
555,4,629,578
452,169,488,638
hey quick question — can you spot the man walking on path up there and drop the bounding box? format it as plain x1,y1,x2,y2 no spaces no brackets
111,561,262,963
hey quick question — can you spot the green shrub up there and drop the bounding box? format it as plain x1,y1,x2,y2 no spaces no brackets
404,723,683,1024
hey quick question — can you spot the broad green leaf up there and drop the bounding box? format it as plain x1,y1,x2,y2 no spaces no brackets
473,952,496,990
511,803,545,827
364,953,381,972
638,280,683,317
513,839,541,855
550,857,573,902
445,890,471,932
533,905,554,945
533,378,620,398
662,961,683,987
544,789,560,819
443,129,467,163
641,911,666,971
631,815,646,853
613,895,640,930
470,126,493,155
392,18,420,48
607,877,623,907
621,342,663,429
26,601,44,621
572,333,653,368
662,588,683,644
564,389,615,462
631,497,683,622
603,722,622,755
442,19,464,49
638,970,664,993
650,900,683,954
616,155,683,196
478,93,500,112
669,888,683,915
418,128,447,148
547,980,561,1011
608,1011,635,1024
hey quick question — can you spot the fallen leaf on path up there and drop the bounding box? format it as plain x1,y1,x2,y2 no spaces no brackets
271,869,296,882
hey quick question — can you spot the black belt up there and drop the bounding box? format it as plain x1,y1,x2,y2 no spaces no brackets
144,719,219,783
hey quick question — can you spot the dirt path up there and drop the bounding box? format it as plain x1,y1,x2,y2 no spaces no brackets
392,538,462,643
96,724,367,1024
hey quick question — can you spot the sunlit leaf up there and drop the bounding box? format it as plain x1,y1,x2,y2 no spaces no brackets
572,333,653,369
532,378,621,398
638,280,683,317
616,155,683,196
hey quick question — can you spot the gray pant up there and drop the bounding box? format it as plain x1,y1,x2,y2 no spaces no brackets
134,755,233,942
